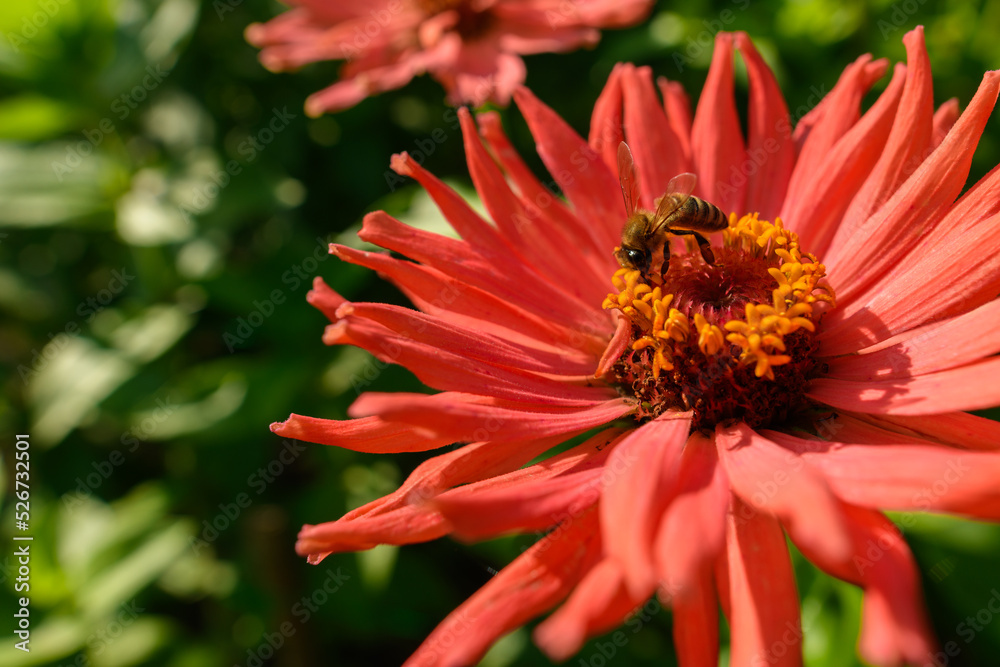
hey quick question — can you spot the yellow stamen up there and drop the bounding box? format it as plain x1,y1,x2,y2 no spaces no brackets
603,214,835,381
694,314,726,356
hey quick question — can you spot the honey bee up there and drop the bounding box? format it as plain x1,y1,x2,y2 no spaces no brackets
615,141,728,282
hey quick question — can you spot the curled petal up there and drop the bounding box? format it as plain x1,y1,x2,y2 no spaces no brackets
785,502,937,666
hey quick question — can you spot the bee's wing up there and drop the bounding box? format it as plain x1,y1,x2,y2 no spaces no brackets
617,141,640,217
651,172,698,231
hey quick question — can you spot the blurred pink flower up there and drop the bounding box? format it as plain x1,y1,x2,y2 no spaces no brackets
245,0,654,115
274,26,1000,667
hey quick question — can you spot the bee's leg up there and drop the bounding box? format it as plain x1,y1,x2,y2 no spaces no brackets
671,230,716,266
693,232,716,266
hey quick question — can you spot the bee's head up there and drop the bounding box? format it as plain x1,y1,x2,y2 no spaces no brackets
615,245,651,273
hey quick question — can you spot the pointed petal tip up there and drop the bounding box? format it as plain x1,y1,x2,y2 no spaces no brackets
903,24,925,43
390,152,413,175
244,23,265,46
322,321,349,345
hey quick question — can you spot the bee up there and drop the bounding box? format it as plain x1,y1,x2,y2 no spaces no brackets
615,141,728,283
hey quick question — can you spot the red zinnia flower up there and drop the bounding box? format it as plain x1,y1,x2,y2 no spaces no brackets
274,28,1000,667
245,0,654,115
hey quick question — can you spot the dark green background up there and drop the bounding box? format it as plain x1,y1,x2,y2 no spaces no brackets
3,0,1000,665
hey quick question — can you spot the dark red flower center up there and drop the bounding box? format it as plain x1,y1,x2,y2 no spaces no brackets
602,214,836,432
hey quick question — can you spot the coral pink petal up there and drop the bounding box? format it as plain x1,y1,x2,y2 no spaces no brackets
931,97,959,148
785,502,937,666
476,111,610,264
339,300,598,375
325,308,611,405
785,55,887,204
824,70,1000,307
621,64,687,205
513,86,623,254
713,538,731,621
589,62,625,172
715,422,851,563
829,27,934,258
944,162,1000,236
248,8,412,70
389,151,547,275
825,203,1000,356
329,244,606,357
595,315,631,378
784,62,905,256
725,495,804,667
402,508,601,667
657,77,693,172
438,41,526,107
306,61,417,115
348,391,632,443
296,499,448,559
764,427,1000,520
292,0,374,21
296,434,569,560
359,211,611,334
570,0,656,27
270,414,450,453
437,467,603,539
691,33,746,214
861,412,1000,452
671,566,720,667
496,27,600,57
823,298,1000,381
534,559,642,661
306,276,347,321
458,108,608,305
809,355,1000,415
735,32,795,220
600,411,692,597
434,428,626,539
654,432,729,601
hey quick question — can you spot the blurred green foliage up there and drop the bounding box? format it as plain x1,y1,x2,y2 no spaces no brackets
2,0,1000,665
